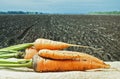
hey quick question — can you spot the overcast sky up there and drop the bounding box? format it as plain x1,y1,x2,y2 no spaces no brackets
0,0,120,14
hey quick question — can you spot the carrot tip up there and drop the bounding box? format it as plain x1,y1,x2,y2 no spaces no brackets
106,64,111,68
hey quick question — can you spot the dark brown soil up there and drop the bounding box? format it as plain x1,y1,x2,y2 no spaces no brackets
0,14,120,61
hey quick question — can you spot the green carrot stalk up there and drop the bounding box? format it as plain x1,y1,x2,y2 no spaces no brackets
0,59,32,67
0,62,32,67
0,50,18,55
0,59,19,64
0,53,17,58
0,43,33,51
0,52,25,59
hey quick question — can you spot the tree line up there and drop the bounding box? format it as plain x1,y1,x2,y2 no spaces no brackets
89,11,120,15
0,11,45,14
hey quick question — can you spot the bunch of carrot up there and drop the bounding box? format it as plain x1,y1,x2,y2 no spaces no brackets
0,38,110,72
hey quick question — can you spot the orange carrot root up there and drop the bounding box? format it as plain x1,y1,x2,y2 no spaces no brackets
33,55,110,72
34,38,70,50
39,49,80,60
34,38,98,50
38,49,105,64
24,46,38,59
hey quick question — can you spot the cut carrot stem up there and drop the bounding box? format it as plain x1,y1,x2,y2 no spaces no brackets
34,38,100,50
0,43,33,51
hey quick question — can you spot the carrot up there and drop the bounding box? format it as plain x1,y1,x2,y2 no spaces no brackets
0,46,37,59
0,54,110,72
34,38,99,50
33,55,110,72
24,46,38,59
38,49,105,64
0,47,38,59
